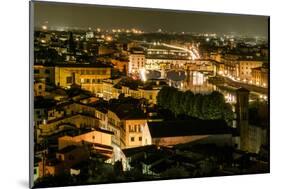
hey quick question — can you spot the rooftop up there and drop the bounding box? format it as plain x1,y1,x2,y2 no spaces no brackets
148,119,232,138
35,62,112,68
109,103,146,120
58,145,78,154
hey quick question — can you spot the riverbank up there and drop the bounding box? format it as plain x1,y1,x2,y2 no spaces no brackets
208,76,268,95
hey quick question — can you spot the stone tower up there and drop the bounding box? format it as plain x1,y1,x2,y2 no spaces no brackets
236,88,250,151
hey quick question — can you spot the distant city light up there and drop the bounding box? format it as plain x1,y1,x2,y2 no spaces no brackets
106,36,113,41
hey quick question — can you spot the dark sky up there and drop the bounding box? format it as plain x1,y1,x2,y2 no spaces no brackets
34,1,268,37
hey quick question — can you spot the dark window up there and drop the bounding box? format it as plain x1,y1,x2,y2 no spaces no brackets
38,85,42,89
45,69,50,74
139,137,142,141
66,76,72,84
34,69,39,74
131,137,135,142
69,155,74,160
34,168,37,174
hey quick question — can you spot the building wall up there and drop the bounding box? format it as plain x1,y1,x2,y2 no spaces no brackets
239,61,263,80
33,65,54,83
152,134,233,146
138,89,159,105
58,130,112,150
102,82,121,100
38,114,98,141
129,53,146,74
47,108,64,121
63,102,96,116
252,67,268,87
34,82,46,96
107,110,123,147
38,162,60,177
123,119,148,149
111,59,129,75
38,147,89,177
95,109,108,130
54,66,111,94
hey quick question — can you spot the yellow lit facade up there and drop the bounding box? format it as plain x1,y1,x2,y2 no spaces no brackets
53,65,111,94
238,60,263,81
252,67,268,87
58,130,112,150
128,53,146,74
123,119,150,149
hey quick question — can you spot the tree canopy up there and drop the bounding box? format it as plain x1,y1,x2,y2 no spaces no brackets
157,86,234,125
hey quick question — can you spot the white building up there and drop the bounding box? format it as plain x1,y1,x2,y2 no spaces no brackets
128,50,146,74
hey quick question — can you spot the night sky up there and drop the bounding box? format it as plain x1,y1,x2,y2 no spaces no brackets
34,1,268,37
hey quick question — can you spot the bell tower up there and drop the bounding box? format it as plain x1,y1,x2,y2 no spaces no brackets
236,88,250,151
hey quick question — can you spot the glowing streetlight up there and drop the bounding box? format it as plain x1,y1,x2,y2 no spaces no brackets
106,36,112,41
42,25,47,30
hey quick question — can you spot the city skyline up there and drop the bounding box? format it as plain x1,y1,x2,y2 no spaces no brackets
31,2,269,187
34,2,268,37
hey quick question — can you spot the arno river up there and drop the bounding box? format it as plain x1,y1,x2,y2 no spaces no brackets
146,70,267,104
